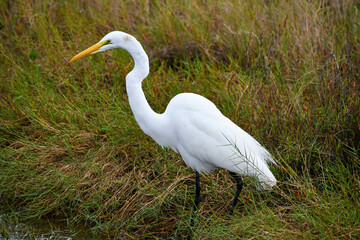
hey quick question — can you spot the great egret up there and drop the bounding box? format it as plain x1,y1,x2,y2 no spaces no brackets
69,31,277,216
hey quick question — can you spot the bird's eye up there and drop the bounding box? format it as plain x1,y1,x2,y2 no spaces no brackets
105,40,111,45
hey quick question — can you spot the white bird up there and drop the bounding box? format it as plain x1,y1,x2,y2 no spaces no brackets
69,31,277,216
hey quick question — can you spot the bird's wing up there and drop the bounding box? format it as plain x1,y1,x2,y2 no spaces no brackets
166,93,276,187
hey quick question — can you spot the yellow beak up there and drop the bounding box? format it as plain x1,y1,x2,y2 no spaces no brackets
68,40,109,63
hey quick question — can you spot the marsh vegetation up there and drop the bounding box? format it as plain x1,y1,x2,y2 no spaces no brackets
1,0,359,239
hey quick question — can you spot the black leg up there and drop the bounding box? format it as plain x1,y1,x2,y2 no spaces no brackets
194,171,200,212
228,171,243,216
190,171,200,228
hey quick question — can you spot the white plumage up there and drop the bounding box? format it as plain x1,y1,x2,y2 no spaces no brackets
69,31,277,214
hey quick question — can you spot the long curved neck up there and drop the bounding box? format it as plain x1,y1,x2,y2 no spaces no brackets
125,41,166,143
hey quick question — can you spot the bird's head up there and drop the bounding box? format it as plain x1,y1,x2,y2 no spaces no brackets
68,31,138,63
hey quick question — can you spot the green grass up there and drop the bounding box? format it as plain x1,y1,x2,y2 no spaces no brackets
1,0,360,239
